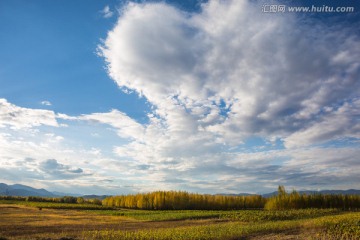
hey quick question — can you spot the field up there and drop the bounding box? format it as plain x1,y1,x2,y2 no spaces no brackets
0,201,359,240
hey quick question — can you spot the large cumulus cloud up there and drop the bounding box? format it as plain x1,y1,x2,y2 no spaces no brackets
94,0,360,192
100,0,359,147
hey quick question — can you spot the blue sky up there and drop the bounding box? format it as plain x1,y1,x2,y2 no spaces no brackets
0,0,359,195
0,0,150,118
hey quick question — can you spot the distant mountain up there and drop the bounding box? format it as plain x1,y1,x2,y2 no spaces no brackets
52,191,81,197
0,183,108,199
261,191,278,198
0,183,8,192
0,183,56,197
82,195,110,200
216,193,257,197
299,189,360,195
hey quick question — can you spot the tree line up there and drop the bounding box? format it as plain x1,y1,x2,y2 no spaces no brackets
0,195,102,205
102,191,266,210
2,186,360,210
264,186,360,210
102,187,360,211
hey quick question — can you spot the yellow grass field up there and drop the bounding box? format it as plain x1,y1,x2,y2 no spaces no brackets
0,204,223,239
0,203,359,240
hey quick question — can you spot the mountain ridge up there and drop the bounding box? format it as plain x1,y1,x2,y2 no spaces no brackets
0,183,56,197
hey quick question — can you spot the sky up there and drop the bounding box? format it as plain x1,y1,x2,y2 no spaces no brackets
0,0,359,195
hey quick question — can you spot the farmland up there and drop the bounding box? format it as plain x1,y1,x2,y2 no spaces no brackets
0,200,359,239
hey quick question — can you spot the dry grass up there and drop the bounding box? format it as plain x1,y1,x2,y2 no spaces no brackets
0,204,223,239
1,204,358,240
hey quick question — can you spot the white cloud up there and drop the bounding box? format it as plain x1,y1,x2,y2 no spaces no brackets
95,0,360,192
39,159,85,179
1,0,359,194
0,97,359,194
285,99,360,148
0,98,58,129
40,100,52,106
100,0,360,148
79,109,145,140
101,5,114,18
0,122,132,194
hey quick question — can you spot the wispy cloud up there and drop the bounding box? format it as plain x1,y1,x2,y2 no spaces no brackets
284,99,360,148
40,100,52,106
101,5,113,18
39,159,85,179
79,109,145,140
0,98,58,129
